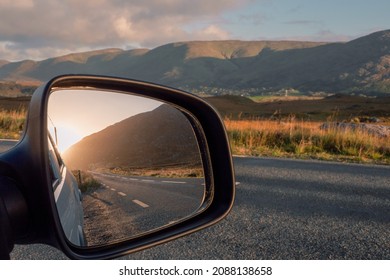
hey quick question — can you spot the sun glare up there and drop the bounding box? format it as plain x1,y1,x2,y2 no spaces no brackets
48,89,162,154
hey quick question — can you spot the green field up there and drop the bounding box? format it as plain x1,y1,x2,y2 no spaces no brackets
205,94,390,122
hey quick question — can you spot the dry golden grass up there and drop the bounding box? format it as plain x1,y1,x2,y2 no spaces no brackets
225,118,390,164
1,105,388,165
99,165,204,178
0,109,27,139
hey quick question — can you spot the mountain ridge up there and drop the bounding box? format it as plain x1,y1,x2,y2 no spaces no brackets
0,29,389,95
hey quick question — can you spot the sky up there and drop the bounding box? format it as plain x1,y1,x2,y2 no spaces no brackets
0,0,389,61
48,89,162,152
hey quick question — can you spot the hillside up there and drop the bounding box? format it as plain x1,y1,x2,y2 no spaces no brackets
234,30,390,94
0,30,389,95
62,104,202,172
205,94,390,121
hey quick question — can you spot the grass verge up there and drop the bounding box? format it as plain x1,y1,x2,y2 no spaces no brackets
1,107,388,165
225,118,390,165
103,165,204,178
72,170,101,193
0,108,27,139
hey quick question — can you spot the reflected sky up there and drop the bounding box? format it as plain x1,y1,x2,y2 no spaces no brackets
48,89,162,153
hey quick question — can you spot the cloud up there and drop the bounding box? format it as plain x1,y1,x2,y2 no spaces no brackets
0,0,34,9
194,25,230,40
0,0,246,60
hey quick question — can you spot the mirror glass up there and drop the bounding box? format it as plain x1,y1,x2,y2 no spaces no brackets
48,89,206,247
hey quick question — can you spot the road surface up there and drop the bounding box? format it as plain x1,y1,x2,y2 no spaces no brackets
82,172,205,246
11,156,390,259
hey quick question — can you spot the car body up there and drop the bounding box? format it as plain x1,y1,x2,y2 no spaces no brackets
48,135,86,247
0,75,235,259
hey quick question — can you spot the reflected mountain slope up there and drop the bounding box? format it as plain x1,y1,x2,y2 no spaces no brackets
62,104,202,171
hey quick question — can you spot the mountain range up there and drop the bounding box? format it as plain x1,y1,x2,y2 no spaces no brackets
1,30,389,96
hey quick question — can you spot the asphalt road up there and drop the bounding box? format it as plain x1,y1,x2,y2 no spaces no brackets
82,172,205,246
11,156,390,259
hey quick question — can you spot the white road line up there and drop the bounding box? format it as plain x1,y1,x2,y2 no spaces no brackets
128,178,139,181
141,179,155,183
133,199,149,208
162,181,186,184
118,192,127,197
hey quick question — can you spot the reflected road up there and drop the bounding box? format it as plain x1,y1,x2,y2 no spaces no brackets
83,172,204,245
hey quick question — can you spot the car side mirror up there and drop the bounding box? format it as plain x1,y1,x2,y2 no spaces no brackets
0,75,235,259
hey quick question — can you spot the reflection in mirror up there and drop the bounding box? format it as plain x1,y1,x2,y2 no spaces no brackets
48,89,205,247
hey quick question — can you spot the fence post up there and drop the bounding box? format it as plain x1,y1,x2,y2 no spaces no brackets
78,170,82,185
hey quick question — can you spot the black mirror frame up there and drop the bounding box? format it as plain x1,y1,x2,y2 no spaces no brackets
0,75,235,259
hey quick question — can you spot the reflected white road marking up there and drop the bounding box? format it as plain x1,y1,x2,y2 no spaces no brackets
118,192,126,197
236,182,241,185
128,178,139,181
133,199,149,208
110,188,116,191
162,181,186,184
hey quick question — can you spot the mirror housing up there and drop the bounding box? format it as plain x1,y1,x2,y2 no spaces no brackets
0,75,235,259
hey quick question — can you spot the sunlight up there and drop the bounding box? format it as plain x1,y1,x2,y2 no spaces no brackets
48,89,162,153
